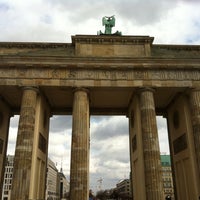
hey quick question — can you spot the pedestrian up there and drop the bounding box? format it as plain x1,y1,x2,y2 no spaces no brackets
89,189,94,200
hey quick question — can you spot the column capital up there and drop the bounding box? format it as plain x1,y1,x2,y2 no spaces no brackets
22,86,39,93
190,88,200,93
137,87,155,94
128,87,155,115
73,87,90,94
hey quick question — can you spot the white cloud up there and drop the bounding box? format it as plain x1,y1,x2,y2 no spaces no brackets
157,117,170,154
1,0,199,43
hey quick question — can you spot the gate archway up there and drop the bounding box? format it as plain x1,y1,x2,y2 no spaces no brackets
0,35,200,200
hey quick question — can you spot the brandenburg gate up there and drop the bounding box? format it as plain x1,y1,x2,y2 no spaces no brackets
0,33,200,200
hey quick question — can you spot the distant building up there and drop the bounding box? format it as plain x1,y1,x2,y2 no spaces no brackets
1,156,69,200
160,155,174,199
46,158,60,200
116,179,131,199
1,155,14,200
59,168,70,199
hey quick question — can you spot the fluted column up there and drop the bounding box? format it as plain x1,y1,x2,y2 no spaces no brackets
139,88,164,200
190,88,200,181
11,87,38,200
70,88,90,200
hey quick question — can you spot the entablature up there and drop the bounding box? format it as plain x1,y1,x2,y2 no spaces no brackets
0,56,200,70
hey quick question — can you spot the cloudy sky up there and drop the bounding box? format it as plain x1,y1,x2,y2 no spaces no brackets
1,0,200,192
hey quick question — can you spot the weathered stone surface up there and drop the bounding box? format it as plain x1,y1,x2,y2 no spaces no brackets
190,89,200,182
72,35,153,57
139,88,164,200
0,35,200,200
11,88,38,200
70,88,90,200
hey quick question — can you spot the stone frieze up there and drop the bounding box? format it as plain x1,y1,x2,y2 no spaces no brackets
0,68,199,81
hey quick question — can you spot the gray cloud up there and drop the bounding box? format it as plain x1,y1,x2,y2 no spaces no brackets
116,0,177,25
0,2,10,12
92,144,129,163
91,116,112,123
50,116,72,132
91,116,129,140
96,148,129,165
46,0,176,26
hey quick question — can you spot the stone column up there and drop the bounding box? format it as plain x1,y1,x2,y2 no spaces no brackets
11,87,38,200
70,88,90,200
139,88,164,200
190,88,200,182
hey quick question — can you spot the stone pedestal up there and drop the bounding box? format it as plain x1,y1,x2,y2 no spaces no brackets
190,89,200,185
139,88,164,200
70,88,90,200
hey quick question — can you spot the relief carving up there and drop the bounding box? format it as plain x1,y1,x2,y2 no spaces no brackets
168,71,179,79
0,68,200,82
134,71,144,79
51,69,60,78
0,138,3,154
118,71,128,79
151,71,162,79
130,110,134,128
68,69,77,78
132,135,137,152
43,110,47,128
32,69,48,78
173,110,180,129
173,133,187,154
101,71,110,79
38,133,46,154
0,112,3,127
18,69,27,77
0,69,16,77
85,71,94,78
193,124,200,133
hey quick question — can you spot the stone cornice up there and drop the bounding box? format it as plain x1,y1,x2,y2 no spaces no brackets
72,35,154,45
0,42,200,54
153,44,200,51
0,42,72,49
0,41,200,51
0,56,200,69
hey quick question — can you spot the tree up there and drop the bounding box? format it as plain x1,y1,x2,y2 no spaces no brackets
96,190,110,200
